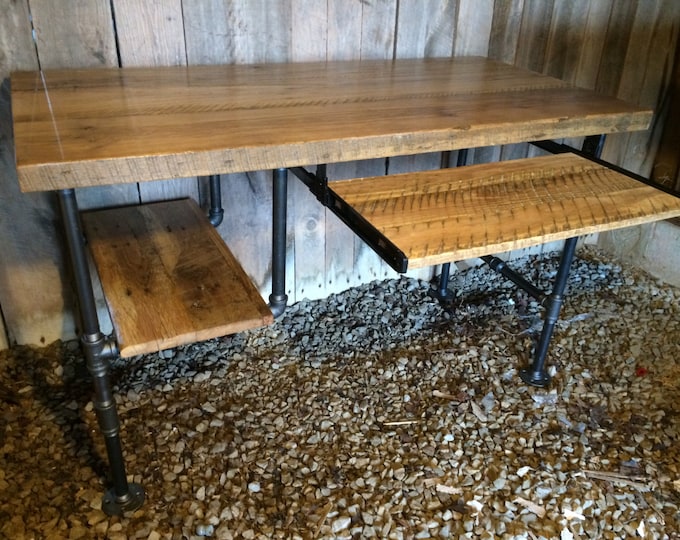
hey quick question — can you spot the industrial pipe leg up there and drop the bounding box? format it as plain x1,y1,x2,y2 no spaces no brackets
207,174,224,227
57,189,144,515
519,236,578,387
433,263,455,306
269,168,289,317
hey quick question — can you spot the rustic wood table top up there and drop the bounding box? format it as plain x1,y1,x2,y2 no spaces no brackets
11,57,652,192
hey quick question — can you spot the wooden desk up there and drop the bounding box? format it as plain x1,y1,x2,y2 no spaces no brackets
10,57,655,514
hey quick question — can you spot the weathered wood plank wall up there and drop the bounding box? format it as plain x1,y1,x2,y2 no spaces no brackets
652,21,680,194
1,0,678,349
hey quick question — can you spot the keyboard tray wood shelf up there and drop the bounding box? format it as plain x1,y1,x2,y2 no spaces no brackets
81,198,273,358
330,153,680,271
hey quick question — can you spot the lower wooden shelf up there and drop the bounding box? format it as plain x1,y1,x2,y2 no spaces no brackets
330,153,680,270
82,198,273,358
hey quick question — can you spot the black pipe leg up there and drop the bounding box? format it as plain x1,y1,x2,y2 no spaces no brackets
437,263,451,299
57,189,144,515
520,236,579,387
84,334,145,515
269,168,288,317
207,174,224,227
432,263,455,307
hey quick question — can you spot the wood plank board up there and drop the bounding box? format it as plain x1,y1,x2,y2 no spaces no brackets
12,57,652,192
330,153,680,269
81,199,273,357
112,0,186,67
29,0,119,69
395,0,455,59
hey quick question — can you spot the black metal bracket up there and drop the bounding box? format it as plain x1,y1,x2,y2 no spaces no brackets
290,166,409,273
580,134,606,159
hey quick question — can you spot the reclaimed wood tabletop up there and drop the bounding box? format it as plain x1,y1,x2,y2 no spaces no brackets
11,57,652,192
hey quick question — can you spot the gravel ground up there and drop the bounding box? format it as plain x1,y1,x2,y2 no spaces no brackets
1,246,679,540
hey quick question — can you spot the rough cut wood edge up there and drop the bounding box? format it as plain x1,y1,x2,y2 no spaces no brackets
16,111,652,193
82,198,273,357
331,153,680,270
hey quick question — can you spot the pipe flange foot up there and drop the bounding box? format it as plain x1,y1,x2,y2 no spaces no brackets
519,368,551,388
428,286,456,310
268,294,288,318
102,483,145,516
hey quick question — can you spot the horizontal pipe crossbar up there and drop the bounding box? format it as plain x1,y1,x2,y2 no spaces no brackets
481,255,547,303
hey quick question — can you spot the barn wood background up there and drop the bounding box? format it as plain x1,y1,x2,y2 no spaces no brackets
1,0,679,350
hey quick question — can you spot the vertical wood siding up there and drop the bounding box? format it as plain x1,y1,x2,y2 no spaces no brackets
1,0,678,348
652,34,680,194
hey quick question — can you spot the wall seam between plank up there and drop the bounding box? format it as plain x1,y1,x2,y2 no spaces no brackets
511,0,525,65
178,0,198,201
108,0,123,67
24,0,43,71
451,0,460,57
359,1,364,58
179,0,190,67
392,0,400,60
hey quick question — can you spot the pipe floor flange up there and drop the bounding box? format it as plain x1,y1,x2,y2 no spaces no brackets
268,294,288,319
102,483,145,516
519,368,551,388
428,286,456,310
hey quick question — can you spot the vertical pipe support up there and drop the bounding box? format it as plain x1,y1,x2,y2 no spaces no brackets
207,174,224,227
518,134,607,386
269,168,289,317
57,189,145,515
519,236,578,387
433,262,455,306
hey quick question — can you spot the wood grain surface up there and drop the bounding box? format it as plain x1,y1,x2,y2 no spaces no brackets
331,153,680,269
12,57,651,192
81,199,273,357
